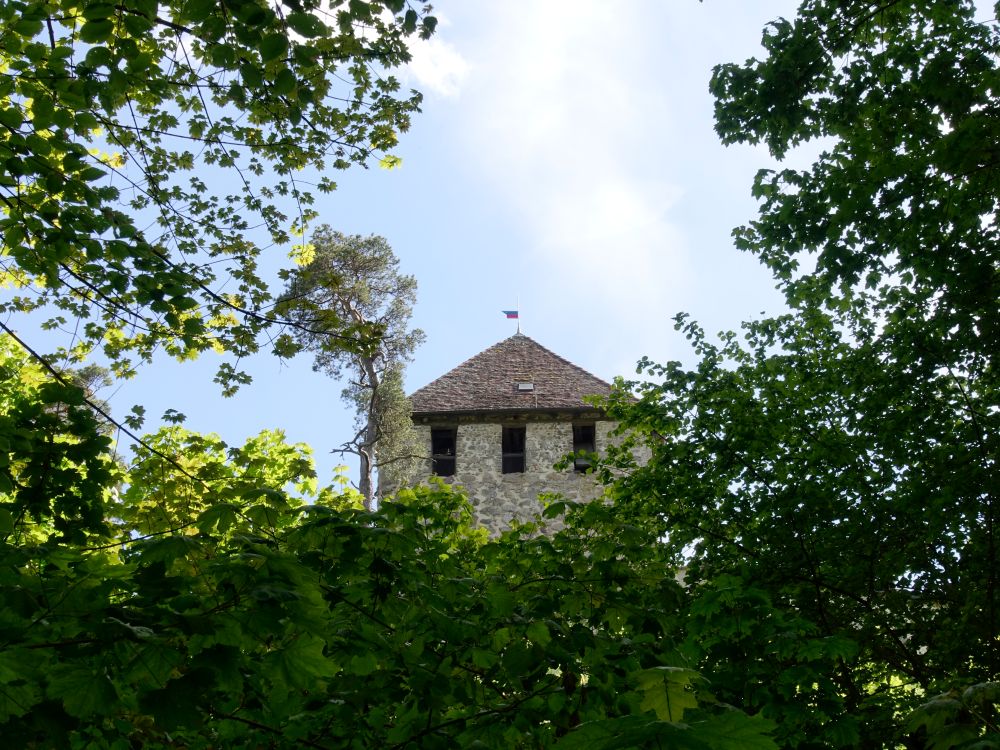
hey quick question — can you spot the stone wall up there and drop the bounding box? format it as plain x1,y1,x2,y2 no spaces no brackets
393,416,615,535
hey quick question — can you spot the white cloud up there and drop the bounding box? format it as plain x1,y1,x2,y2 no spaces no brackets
448,2,692,357
393,0,797,380
404,15,470,98
536,177,687,285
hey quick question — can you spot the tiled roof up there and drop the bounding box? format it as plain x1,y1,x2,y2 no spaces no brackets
410,333,613,415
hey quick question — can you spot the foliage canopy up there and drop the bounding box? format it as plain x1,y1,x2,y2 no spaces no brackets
0,338,778,748
0,0,777,747
1,0,998,748
600,1,1000,746
0,0,433,389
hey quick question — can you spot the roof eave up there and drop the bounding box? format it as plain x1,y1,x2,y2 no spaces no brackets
412,405,608,420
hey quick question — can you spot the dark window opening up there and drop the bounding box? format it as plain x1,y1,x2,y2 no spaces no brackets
431,428,456,477
573,423,596,472
502,426,526,474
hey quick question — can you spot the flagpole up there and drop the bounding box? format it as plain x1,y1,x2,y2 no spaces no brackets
516,295,520,334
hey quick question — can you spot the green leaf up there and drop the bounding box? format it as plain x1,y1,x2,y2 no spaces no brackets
402,8,417,34
0,107,22,129
556,716,694,750
260,33,289,63
46,665,118,718
265,635,338,688
543,500,566,519
233,1,269,25
348,651,378,677
526,620,551,646
420,16,438,39
183,0,218,22
82,4,116,21
378,154,402,170
12,17,44,36
79,19,115,44
963,682,1000,706
240,62,263,88
244,503,281,529
209,43,235,67
124,404,145,430
124,644,183,689
0,648,43,721
140,669,211,729
196,502,238,534
0,680,41,723
487,584,515,617
634,667,701,723
686,710,779,750
137,535,199,565
273,68,297,96
286,12,324,38
79,166,107,182
162,408,187,424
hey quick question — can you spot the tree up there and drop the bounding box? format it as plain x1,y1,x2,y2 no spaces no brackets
600,2,1000,747
0,334,119,543
369,361,425,495
1,0,435,391
710,0,998,373
0,334,778,749
278,227,424,508
0,1,772,746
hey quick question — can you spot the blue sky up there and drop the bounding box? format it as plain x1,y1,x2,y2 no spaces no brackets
91,1,799,488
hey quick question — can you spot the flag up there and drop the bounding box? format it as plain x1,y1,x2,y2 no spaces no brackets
502,310,519,319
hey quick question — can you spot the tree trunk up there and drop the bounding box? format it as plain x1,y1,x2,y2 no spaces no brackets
358,441,374,511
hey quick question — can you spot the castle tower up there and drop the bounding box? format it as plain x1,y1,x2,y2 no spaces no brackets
399,333,620,533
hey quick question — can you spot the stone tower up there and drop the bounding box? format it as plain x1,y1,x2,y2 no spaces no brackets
397,333,620,533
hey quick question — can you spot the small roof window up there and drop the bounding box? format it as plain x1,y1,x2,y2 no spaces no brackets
516,382,534,391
